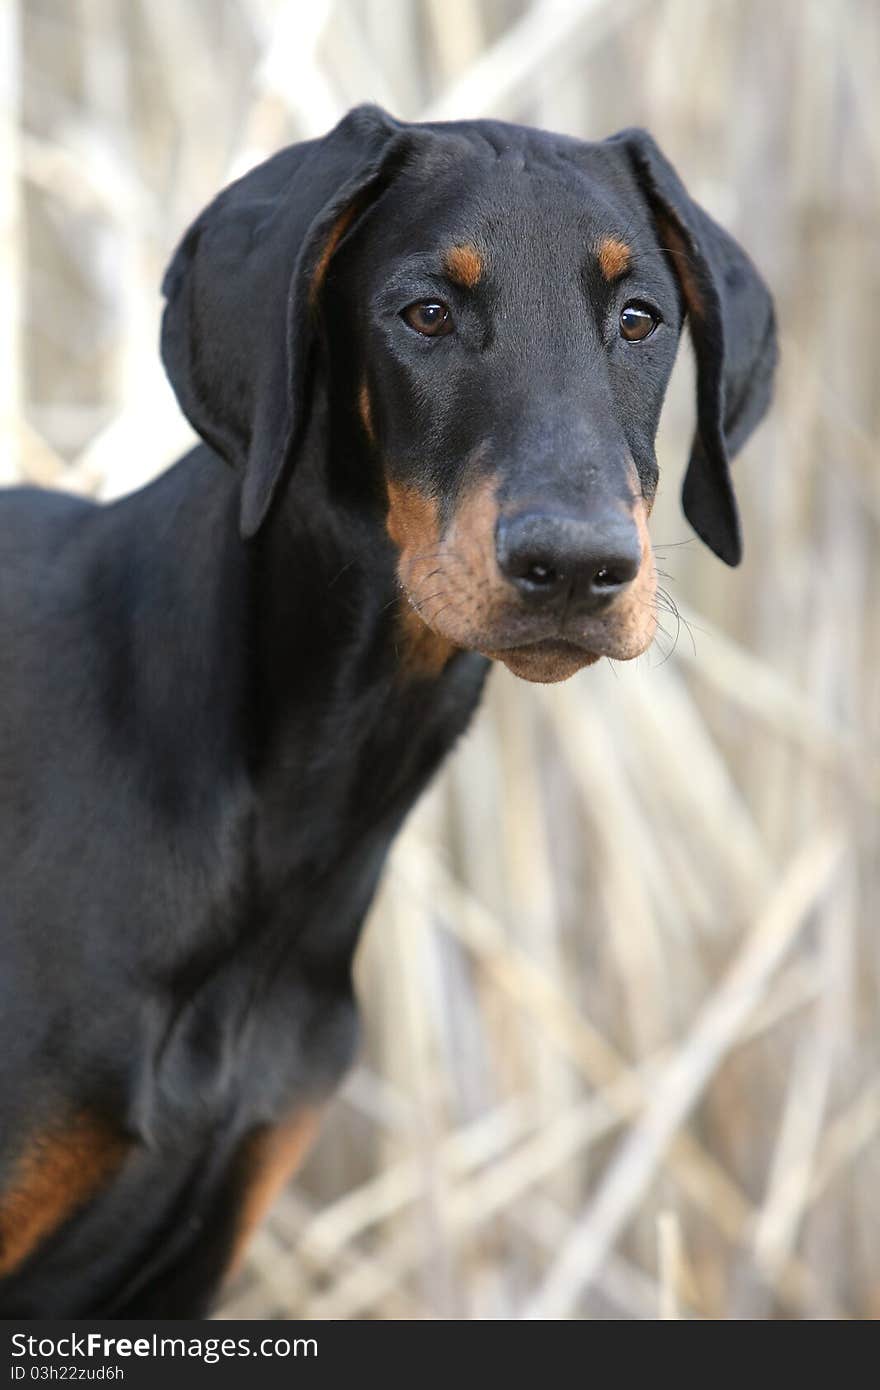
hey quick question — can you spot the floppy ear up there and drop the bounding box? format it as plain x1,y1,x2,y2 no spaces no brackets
608,129,777,565
161,106,408,539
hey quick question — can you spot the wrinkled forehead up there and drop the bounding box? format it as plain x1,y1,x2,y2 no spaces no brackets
360,134,655,284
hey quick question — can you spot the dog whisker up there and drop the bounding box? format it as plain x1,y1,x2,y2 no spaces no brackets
328,558,357,587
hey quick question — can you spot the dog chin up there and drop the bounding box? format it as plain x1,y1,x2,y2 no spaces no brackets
483,639,602,684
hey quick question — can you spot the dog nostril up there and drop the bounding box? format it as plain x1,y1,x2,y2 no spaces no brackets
593,564,628,589
524,561,559,586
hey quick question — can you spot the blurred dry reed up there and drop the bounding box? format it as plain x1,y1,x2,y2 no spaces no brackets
4,0,879,1319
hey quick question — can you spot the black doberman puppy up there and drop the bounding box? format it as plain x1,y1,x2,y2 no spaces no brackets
0,106,776,1316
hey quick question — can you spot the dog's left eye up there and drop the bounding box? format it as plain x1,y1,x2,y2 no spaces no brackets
619,302,660,342
401,301,454,337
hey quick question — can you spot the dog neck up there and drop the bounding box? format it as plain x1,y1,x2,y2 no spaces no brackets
245,437,488,914
106,440,488,1139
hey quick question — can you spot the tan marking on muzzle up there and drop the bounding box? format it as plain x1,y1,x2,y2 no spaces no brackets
386,480,440,556
386,481,459,679
597,236,631,281
0,1113,128,1277
390,473,539,672
396,604,461,679
226,1108,322,1280
443,243,484,289
391,473,506,652
601,495,657,659
388,471,657,683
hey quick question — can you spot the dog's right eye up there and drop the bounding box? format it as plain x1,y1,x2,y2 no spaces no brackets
619,302,660,342
401,301,454,337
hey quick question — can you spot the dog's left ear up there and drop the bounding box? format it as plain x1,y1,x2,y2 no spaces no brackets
608,130,777,565
161,106,409,539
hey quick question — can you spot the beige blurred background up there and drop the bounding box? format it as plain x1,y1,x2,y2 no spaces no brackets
3,0,879,1319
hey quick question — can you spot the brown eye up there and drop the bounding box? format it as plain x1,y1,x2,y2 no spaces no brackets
619,302,659,341
402,300,453,337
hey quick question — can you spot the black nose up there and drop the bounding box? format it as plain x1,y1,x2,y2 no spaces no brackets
495,510,641,610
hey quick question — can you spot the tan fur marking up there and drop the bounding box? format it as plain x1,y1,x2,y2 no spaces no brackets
0,1114,127,1277
609,495,657,657
397,604,459,679
386,455,658,683
656,213,704,321
310,202,362,305
386,481,458,678
387,473,501,675
358,380,375,443
387,463,657,684
386,480,441,556
227,1109,322,1279
597,236,632,281
443,243,483,289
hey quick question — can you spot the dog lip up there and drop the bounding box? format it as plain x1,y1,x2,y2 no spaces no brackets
483,635,602,665
481,621,608,654
489,635,588,656
483,634,603,682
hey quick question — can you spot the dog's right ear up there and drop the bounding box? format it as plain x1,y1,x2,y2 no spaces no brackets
161,106,408,539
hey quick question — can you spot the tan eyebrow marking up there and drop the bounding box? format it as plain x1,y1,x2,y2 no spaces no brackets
443,243,484,289
597,236,632,281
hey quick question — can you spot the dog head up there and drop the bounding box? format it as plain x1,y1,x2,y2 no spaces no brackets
161,107,776,682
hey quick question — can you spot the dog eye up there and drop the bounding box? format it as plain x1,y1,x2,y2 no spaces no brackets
619,302,659,341
401,301,454,337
